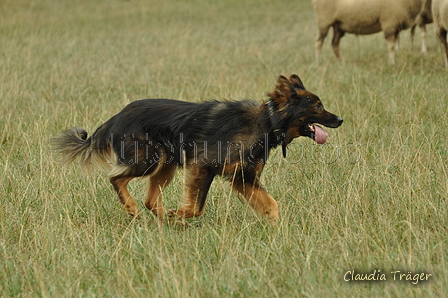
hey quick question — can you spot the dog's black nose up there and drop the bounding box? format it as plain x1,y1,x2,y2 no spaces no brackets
337,117,343,126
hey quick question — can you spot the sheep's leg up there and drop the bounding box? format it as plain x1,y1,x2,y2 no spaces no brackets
421,24,428,53
410,24,416,49
331,23,345,60
315,26,329,62
446,34,448,69
436,27,448,69
385,32,398,65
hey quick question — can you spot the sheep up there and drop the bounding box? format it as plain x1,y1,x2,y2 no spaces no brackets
410,0,433,53
313,0,426,64
432,0,448,68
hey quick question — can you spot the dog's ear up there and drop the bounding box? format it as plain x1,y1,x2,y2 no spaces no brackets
289,74,306,90
267,75,295,105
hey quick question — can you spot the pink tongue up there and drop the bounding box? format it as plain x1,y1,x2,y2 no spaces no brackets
313,124,328,144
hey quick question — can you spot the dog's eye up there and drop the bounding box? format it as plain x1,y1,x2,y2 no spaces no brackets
317,104,324,111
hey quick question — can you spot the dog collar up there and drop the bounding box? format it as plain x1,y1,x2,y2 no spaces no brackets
267,100,280,134
267,100,287,158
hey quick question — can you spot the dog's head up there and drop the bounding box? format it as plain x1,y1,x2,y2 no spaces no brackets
267,74,343,157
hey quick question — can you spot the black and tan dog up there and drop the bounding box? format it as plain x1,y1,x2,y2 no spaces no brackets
52,74,343,224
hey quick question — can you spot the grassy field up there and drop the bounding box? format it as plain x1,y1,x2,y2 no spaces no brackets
1,0,448,296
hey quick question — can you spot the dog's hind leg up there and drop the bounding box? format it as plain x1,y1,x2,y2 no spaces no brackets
109,174,140,217
145,163,177,221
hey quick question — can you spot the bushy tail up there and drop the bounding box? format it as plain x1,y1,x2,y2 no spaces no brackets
51,127,111,169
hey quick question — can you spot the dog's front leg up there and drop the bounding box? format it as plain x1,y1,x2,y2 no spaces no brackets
167,166,215,222
231,180,279,224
